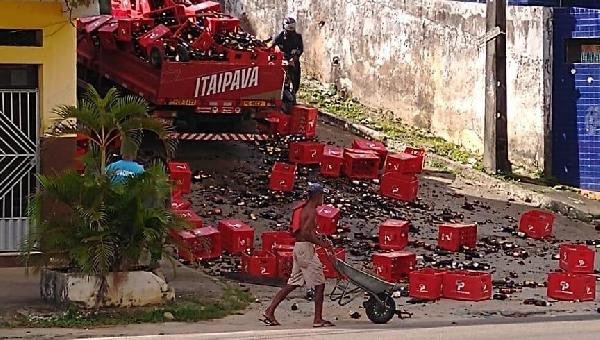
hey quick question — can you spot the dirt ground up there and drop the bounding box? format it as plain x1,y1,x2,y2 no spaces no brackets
175,119,600,324
2,118,599,339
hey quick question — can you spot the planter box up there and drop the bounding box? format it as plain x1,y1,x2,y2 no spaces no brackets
41,268,175,308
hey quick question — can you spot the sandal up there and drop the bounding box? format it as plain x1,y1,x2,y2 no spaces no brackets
259,314,281,327
313,320,335,328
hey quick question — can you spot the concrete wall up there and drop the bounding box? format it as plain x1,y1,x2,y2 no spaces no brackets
222,0,553,170
0,1,78,132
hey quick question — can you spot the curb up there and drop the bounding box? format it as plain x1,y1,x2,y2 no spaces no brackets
317,109,599,224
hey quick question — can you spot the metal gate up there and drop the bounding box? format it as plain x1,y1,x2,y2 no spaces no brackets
0,89,38,251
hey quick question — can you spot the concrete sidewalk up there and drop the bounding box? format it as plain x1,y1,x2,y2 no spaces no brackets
0,268,42,311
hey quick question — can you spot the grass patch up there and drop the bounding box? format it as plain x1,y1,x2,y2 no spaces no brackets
298,81,483,170
10,288,252,328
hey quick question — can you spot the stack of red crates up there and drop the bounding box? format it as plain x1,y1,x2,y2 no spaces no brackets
547,243,596,301
242,231,296,279
380,146,424,202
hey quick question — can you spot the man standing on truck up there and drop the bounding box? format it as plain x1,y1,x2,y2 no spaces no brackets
261,183,335,328
273,17,304,96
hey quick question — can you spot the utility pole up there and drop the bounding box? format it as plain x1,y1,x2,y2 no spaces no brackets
484,0,510,173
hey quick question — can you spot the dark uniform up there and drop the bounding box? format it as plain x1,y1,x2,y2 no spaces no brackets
274,30,303,95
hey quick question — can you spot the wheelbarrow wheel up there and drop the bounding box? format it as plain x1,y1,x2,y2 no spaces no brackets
364,294,396,324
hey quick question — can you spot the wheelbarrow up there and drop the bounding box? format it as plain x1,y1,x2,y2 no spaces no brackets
328,255,412,324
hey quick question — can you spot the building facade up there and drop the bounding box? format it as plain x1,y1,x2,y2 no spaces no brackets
0,1,79,251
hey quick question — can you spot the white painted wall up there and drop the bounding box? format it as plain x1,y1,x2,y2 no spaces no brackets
223,0,552,169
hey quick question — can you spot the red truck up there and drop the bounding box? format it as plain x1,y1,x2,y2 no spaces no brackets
76,0,289,141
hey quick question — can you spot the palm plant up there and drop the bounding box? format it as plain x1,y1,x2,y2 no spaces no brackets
21,85,186,302
49,85,176,172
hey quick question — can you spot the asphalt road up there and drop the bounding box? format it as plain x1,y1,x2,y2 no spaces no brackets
87,319,600,340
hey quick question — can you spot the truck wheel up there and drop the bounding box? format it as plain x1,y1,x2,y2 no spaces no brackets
363,294,396,324
150,47,163,68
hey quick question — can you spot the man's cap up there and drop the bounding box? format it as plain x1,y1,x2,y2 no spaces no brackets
307,182,325,197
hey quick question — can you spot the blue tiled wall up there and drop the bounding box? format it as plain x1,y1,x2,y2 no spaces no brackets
452,0,600,8
553,7,600,191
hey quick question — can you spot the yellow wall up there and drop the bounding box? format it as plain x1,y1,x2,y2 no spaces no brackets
0,1,77,133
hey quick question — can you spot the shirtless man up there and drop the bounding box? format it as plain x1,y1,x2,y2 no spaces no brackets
262,183,335,328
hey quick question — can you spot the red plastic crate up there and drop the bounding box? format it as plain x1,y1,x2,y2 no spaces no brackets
170,197,191,211
261,231,295,252
409,268,446,300
290,105,318,138
320,146,344,177
519,210,555,239
372,251,416,283
343,151,380,180
316,205,340,235
352,139,387,166
437,224,477,252
206,16,240,33
241,250,278,278
191,226,221,260
168,162,192,194
289,141,324,165
316,247,346,278
176,209,203,228
171,188,182,200
380,173,419,202
379,219,410,251
404,147,426,171
169,229,197,262
384,152,422,175
263,112,290,135
442,270,492,301
268,162,296,192
547,272,596,301
218,219,254,254
559,244,595,274
275,249,294,279
138,24,171,50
